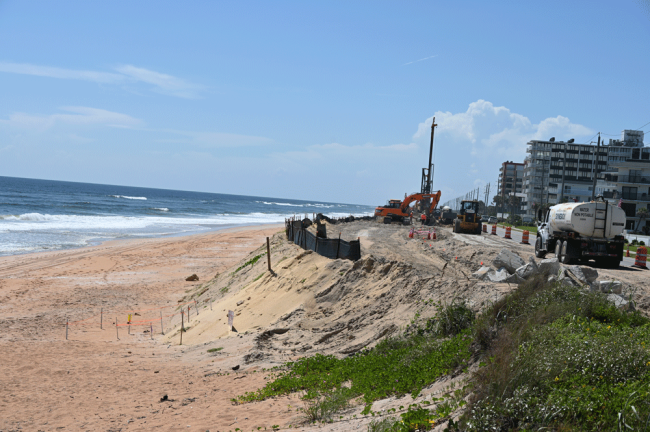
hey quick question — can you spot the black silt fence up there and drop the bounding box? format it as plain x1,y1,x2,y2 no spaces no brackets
285,220,360,261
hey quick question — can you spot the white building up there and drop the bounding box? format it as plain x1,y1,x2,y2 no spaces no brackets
522,138,608,216
597,131,649,232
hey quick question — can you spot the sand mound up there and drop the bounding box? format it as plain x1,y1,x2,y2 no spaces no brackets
166,221,535,364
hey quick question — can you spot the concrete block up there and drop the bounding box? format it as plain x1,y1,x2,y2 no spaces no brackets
492,249,526,274
538,258,560,276
472,266,492,281
607,293,628,310
487,268,510,283
515,263,536,280
568,266,599,284
505,273,525,284
598,280,623,294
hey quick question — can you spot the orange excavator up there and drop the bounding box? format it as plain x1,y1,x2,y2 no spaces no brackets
374,191,442,225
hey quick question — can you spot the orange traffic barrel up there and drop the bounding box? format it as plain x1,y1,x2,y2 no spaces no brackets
521,230,530,244
491,224,497,235
505,226,512,239
634,246,648,269
626,244,630,257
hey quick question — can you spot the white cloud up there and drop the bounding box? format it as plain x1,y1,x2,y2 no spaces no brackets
412,100,594,202
0,61,203,98
0,106,141,129
115,65,203,99
0,62,123,83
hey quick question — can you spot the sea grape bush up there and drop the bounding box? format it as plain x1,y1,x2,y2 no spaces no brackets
237,330,473,412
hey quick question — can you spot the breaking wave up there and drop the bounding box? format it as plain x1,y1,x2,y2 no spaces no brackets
110,195,147,200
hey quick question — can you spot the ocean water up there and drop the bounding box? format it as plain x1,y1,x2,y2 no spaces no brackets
0,176,374,257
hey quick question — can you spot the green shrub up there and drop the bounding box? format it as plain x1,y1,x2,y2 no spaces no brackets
632,239,639,245
301,388,350,423
424,300,475,337
463,277,650,431
640,241,646,246
367,418,401,432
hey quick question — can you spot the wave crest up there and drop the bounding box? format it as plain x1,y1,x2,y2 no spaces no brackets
110,195,147,200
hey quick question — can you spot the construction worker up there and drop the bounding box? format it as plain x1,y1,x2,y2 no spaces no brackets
420,213,427,225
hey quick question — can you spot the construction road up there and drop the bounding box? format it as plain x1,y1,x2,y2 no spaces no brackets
453,224,638,270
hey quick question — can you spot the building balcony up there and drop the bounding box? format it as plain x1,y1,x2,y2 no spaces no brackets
603,190,650,202
603,175,650,185
623,193,650,202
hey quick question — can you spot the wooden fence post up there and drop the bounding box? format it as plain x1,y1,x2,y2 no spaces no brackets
180,310,184,345
267,237,271,272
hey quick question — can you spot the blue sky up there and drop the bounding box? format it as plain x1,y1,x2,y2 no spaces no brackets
0,1,648,206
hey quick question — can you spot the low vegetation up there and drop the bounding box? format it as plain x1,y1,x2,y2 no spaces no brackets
464,276,650,431
234,253,265,273
239,275,649,430
237,312,474,415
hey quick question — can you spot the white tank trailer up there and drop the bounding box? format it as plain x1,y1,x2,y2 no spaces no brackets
535,198,626,268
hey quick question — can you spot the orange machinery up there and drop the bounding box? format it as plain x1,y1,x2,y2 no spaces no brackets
374,191,442,224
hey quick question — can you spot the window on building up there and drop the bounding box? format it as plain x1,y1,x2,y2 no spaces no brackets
622,186,638,200
564,185,571,192
621,202,637,218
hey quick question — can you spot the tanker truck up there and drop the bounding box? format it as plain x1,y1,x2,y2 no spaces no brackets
534,197,626,268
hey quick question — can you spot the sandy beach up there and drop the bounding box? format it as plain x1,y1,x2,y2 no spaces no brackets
0,225,297,432
2,219,648,432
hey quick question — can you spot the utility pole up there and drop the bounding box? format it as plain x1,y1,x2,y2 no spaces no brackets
559,142,567,203
591,133,601,200
496,176,501,216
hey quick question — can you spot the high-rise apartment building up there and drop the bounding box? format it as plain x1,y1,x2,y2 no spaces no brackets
522,138,608,216
497,161,525,215
597,130,648,231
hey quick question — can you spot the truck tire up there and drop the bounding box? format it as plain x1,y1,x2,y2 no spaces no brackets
454,219,461,233
560,240,575,265
555,240,563,258
383,216,391,224
535,236,547,258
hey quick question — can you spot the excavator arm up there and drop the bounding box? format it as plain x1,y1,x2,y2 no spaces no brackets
427,190,442,214
399,191,442,214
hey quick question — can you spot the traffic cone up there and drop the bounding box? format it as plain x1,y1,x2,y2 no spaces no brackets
626,244,630,257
